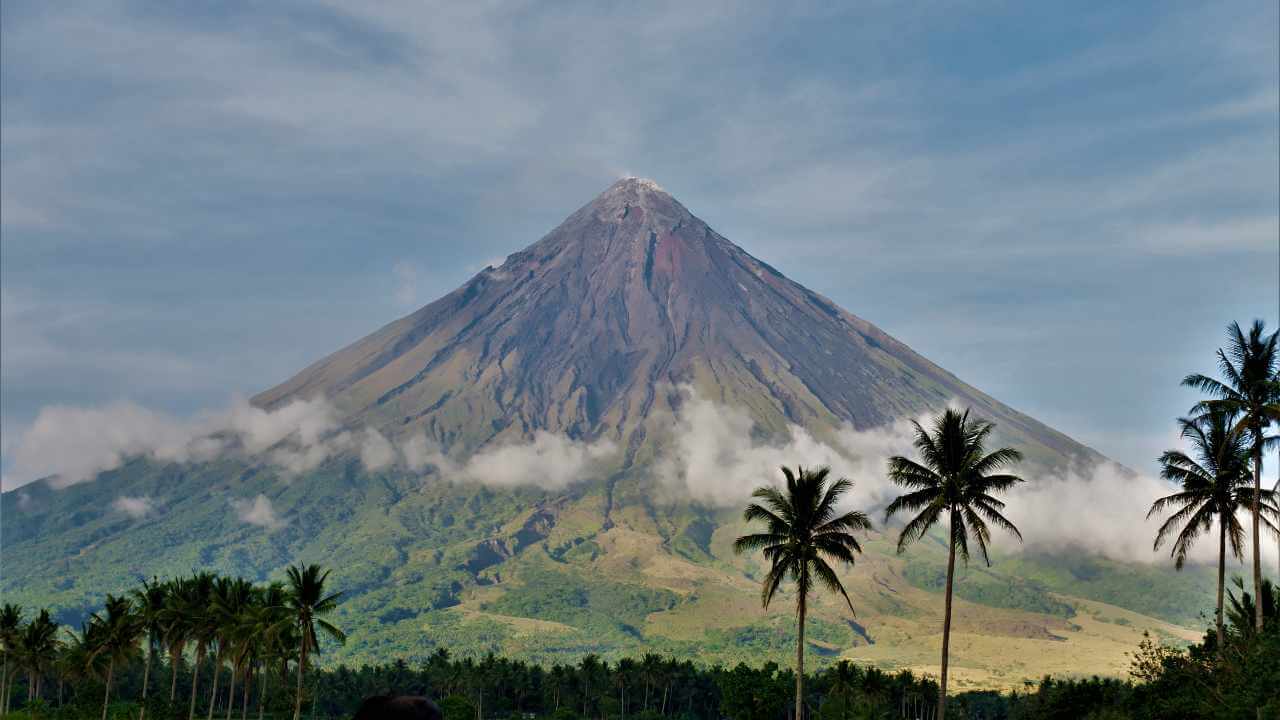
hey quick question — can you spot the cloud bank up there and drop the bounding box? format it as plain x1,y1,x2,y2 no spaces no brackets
7,386,1275,568
651,386,919,509
2,395,618,494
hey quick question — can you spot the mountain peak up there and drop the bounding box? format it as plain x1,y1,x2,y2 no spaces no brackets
608,176,667,194
585,176,688,226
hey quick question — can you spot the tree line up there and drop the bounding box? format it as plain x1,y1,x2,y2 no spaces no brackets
0,564,343,720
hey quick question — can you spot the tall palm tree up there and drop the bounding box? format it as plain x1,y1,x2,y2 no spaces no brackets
884,408,1024,720
252,582,291,720
167,572,217,720
63,620,102,707
1184,319,1280,631
132,577,169,720
1149,409,1279,648
88,594,144,720
734,466,872,720
17,610,60,705
0,604,22,716
210,578,254,720
160,578,193,703
825,660,861,720
283,564,345,720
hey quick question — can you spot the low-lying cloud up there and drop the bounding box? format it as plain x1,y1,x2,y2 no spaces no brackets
4,396,347,489
1007,462,1279,568
111,495,155,519
231,494,284,529
2,394,618,493
8,387,1275,569
651,386,919,509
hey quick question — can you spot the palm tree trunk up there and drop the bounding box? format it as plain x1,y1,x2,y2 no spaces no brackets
101,657,114,720
140,641,153,720
208,649,224,720
1216,520,1227,649
939,522,957,720
189,644,206,720
241,668,250,720
293,640,307,720
170,650,180,702
1251,443,1263,631
225,664,237,720
796,590,806,720
1,658,7,719
258,664,267,720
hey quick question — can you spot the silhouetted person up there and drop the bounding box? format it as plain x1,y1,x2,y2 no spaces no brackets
352,695,443,720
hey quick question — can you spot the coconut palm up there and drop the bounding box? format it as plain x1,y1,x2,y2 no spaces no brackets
61,620,102,708
734,466,872,720
0,604,22,716
1184,319,1280,631
209,577,254,720
131,577,169,720
164,572,216,720
884,408,1024,720
16,609,60,705
283,564,346,720
88,594,144,720
1150,409,1280,648
159,577,193,703
825,660,862,720
252,582,292,720
1225,575,1277,638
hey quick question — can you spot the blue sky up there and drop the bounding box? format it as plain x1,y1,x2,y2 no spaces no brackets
2,1,1277,485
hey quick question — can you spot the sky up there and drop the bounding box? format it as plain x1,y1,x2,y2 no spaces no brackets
2,1,1278,488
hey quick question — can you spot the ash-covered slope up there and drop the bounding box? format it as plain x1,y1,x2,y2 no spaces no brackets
255,178,1100,469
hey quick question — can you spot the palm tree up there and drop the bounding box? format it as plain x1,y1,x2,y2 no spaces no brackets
1184,319,1280,631
209,578,254,720
62,620,102,708
1149,409,1279,648
160,578,193,704
132,577,169,720
166,572,217,720
884,408,1024,720
88,594,144,720
252,582,291,720
283,564,346,720
734,466,872,720
17,610,60,705
1225,575,1277,637
825,660,861,720
0,604,22,716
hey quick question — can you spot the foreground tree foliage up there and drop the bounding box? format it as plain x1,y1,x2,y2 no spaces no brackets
1183,319,1280,633
733,465,872,720
1148,408,1279,649
884,408,1025,720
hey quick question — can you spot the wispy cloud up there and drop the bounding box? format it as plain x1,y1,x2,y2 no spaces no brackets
112,495,156,519
231,494,284,529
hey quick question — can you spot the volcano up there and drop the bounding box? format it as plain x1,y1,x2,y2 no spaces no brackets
3,178,1208,689
254,177,1101,470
